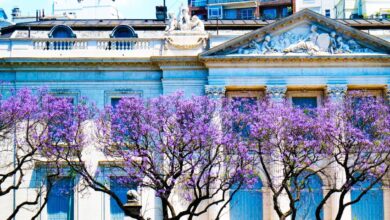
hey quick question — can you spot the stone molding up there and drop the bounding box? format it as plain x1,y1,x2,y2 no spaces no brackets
205,85,226,98
266,85,287,100
326,84,348,100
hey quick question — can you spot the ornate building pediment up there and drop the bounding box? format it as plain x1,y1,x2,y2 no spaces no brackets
201,9,390,57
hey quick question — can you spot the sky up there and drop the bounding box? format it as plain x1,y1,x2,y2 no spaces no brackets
0,0,187,19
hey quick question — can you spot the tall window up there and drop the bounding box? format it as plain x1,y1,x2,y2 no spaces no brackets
47,177,74,220
351,180,384,220
110,178,137,220
294,172,324,220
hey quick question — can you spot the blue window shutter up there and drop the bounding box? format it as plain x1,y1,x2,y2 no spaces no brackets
110,178,136,220
295,173,323,220
47,177,74,220
351,181,384,220
230,180,263,220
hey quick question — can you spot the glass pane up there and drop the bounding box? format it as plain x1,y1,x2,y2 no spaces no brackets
262,8,277,19
111,98,122,108
47,178,74,220
292,97,318,109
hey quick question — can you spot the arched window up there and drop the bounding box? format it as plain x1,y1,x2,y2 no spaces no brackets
351,180,384,220
294,172,324,220
47,25,76,50
230,179,263,220
110,25,138,38
48,25,76,38
109,25,137,50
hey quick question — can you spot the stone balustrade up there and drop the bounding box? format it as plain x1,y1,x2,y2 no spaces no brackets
0,38,165,58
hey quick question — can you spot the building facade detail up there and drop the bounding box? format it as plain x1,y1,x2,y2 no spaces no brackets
326,84,348,100
205,85,226,98
236,24,373,55
266,85,287,101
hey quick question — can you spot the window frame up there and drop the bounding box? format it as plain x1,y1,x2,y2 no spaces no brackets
287,90,324,108
104,89,143,107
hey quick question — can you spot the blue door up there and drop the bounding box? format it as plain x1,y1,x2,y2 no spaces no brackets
351,180,384,220
110,178,136,220
295,173,323,220
47,177,74,220
230,180,263,220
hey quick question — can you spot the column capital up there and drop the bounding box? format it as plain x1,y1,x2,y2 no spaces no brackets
326,84,348,101
205,85,226,99
266,85,287,101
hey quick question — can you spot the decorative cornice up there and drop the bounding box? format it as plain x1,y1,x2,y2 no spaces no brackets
200,55,390,65
266,85,287,101
205,85,226,98
326,84,348,100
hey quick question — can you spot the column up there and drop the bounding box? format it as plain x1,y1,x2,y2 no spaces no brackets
204,85,227,219
265,85,287,220
326,84,350,220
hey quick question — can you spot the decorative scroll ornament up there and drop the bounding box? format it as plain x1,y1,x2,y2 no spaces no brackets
205,85,226,98
235,25,374,56
266,86,287,100
327,84,348,100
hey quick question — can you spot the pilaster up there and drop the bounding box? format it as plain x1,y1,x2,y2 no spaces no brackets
326,84,348,102
266,85,287,102
205,85,226,99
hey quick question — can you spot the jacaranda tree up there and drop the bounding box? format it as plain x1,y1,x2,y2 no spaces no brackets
248,100,333,220
314,93,390,220
58,93,256,220
0,88,85,219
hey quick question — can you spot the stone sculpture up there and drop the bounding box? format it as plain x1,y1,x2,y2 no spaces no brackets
165,12,177,32
329,31,337,54
191,15,205,32
232,24,373,55
178,4,191,31
164,4,205,33
283,25,320,55
336,36,352,53
127,190,140,202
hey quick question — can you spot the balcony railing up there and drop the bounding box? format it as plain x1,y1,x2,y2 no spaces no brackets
0,38,165,58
